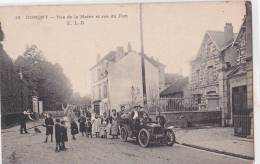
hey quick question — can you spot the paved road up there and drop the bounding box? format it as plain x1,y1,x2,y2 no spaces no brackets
2,123,253,164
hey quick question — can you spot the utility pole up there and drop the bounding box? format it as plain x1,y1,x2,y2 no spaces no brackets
139,3,147,107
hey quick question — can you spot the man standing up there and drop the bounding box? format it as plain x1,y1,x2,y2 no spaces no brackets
44,113,54,143
20,110,34,134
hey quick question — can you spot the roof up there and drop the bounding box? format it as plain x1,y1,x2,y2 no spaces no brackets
90,51,117,70
160,77,189,96
164,73,184,85
207,31,238,51
142,53,165,67
90,49,165,70
232,16,246,47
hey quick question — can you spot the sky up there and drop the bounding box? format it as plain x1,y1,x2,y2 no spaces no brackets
0,1,245,96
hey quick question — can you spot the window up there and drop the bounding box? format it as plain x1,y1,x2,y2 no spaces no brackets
196,69,200,85
103,84,108,98
207,66,213,83
237,49,246,65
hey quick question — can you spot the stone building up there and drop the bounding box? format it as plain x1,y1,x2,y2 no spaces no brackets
90,43,165,115
190,23,237,112
191,2,253,129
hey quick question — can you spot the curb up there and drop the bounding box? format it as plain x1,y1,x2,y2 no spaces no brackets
176,142,254,160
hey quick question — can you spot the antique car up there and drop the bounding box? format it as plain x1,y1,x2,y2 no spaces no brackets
119,110,176,148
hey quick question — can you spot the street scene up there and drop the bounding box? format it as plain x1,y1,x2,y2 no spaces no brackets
0,1,254,164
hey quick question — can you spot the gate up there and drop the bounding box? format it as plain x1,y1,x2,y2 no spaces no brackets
232,86,251,137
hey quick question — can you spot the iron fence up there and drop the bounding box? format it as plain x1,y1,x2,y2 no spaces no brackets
148,97,199,113
233,111,252,137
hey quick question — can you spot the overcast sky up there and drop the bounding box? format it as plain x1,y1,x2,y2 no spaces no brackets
0,1,245,96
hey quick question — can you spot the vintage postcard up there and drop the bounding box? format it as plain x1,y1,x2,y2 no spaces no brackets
0,1,255,164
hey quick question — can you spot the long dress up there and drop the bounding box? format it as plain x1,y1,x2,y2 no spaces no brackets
111,115,119,136
92,118,101,134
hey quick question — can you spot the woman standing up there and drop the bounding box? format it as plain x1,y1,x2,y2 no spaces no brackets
110,109,119,139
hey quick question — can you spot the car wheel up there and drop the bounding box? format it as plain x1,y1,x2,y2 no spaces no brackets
166,130,175,146
138,128,150,148
120,126,128,142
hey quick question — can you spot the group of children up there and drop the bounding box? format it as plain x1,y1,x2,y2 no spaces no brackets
43,108,121,152
43,114,68,152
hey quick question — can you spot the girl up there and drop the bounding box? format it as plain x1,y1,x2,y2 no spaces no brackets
70,119,79,140
92,114,101,138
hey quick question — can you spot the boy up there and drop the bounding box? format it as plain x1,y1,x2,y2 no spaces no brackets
86,117,92,138
54,119,61,152
44,113,54,143
60,121,68,151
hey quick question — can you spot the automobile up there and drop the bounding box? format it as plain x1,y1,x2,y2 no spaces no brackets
119,110,176,148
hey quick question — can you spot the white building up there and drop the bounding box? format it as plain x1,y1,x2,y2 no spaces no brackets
90,43,165,115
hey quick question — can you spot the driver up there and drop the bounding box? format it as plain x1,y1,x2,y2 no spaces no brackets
131,105,143,129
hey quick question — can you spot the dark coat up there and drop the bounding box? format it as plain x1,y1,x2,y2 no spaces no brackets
60,126,68,142
86,121,92,133
78,117,86,132
55,124,61,143
45,118,54,135
70,121,79,135
20,114,27,124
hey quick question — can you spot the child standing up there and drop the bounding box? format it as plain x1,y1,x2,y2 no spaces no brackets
44,113,54,143
86,117,92,138
70,119,79,140
54,119,61,152
78,115,87,136
92,114,101,138
60,121,68,151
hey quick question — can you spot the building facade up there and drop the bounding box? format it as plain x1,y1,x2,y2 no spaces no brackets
191,3,253,128
191,23,236,112
90,43,165,115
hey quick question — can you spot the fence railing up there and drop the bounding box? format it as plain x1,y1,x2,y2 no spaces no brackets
148,97,199,113
233,110,252,137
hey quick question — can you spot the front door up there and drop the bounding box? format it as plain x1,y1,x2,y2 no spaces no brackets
232,86,247,115
93,102,100,115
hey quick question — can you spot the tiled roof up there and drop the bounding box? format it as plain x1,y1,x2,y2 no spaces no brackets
160,77,189,96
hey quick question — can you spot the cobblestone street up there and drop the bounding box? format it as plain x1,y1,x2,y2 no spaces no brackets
1,121,253,164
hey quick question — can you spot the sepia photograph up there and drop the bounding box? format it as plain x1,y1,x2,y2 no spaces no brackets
0,1,255,164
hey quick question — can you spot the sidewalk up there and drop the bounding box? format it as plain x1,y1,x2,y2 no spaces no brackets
174,127,254,160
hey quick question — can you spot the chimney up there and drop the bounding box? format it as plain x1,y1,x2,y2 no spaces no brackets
224,23,233,43
0,22,4,42
96,53,101,63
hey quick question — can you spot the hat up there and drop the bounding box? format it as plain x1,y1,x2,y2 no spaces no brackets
134,105,143,108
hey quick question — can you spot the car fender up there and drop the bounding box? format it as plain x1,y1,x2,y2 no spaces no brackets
166,126,176,133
